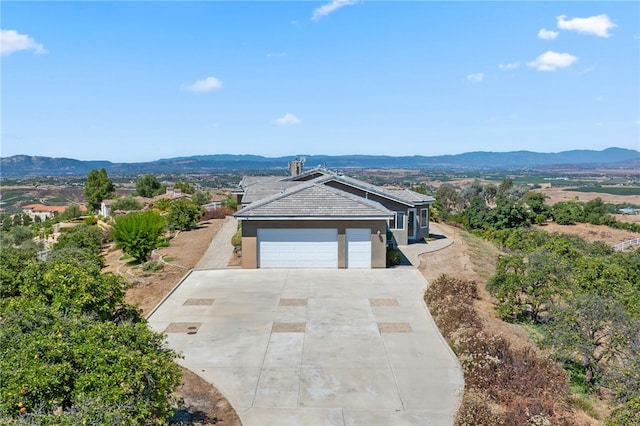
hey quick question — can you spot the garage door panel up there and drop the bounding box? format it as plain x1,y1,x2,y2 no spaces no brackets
258,229,338,268
346,229,371,269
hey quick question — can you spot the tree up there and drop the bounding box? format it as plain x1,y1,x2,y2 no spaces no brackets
59,203,84,221
436,185,463,212
463,196,491,230
112,211,166,262
0,246,37,298
483,183,498,206
0,299,181,423
84,168,115,212
222,194,237,210
11,226,34,246
174,181,195,194
498,177,514,197
166,199,204,231
545,295,633,386
489,249,570,322
192,190,212,206
110,195,144,212
55,224,104,254
461,179,484,204
552,200,583,225
136,174,164,198
492,196,531,230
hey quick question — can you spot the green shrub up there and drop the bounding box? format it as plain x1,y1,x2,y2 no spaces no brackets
112,211,166,262
142,260,163,272
231,228,242,247
83,215,98,225
386,247,402,266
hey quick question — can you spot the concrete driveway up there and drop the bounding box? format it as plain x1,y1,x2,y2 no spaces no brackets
147,269,463,425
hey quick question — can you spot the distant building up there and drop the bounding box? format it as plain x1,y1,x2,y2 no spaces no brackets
22,204,87,221
619,207,639,215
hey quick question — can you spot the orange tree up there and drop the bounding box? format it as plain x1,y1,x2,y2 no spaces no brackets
0,239,182,423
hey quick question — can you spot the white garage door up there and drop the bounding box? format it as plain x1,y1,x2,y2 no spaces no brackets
258,229,338,268
346,228,371,269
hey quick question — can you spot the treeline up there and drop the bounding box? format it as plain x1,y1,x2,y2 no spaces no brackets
431,178,640,233
0,224,182,423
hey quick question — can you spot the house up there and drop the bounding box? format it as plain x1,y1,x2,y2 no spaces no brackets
233,162,435,269
22,204,87,221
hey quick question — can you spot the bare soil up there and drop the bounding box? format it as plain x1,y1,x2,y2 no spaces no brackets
533,187,640,206
536,222,640,246
102,218,242,426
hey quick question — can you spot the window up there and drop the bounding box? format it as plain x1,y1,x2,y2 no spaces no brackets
390,212,405,230
420,208,428,228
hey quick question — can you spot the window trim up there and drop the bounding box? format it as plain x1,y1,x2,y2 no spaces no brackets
390,211,405,230
420,208,429,228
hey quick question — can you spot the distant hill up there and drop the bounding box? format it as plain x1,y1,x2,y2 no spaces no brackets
1,148,638,178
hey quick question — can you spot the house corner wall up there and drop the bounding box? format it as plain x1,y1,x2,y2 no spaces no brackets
241,237,257,268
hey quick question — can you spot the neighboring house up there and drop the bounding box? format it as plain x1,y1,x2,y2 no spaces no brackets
22,204,87,221
233,163,435,269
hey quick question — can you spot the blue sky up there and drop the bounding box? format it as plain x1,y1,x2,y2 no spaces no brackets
2,1,639,162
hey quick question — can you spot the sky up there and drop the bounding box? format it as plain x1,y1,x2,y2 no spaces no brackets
1,1,639,163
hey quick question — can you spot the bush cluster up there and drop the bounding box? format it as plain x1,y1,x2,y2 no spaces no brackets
425,274,572,426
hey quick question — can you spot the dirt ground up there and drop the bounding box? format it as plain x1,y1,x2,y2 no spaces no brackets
102,218,242,426
536,222,640,246
533,187,640,206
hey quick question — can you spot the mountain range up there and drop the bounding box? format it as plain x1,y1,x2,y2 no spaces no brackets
1,148,638,178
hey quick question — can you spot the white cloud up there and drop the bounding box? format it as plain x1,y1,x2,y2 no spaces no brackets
0,29,46,55
274,113,301,126
184,76,222,93
312,0,357,21
538,28,559,40
467,73,484,82
527,51,578,71
557,14,617,38
498,61,520,70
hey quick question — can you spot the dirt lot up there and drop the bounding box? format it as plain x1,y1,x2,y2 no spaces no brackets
102,218,242,426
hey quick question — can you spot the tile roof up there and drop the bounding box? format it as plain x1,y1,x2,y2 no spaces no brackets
235,166,435,211
235,183,394,219
384,188,436,203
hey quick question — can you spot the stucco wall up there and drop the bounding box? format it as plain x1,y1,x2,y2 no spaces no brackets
240,219,387,269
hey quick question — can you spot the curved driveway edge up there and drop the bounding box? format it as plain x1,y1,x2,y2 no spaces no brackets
148,269,464,425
